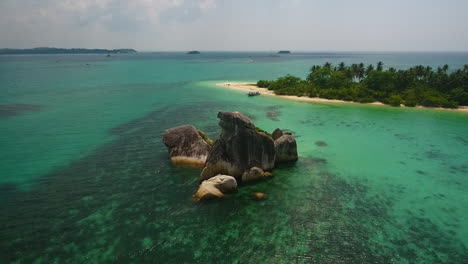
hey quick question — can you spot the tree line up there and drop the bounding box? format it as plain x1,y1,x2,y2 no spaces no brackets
257,62,468,108
0,48,137,55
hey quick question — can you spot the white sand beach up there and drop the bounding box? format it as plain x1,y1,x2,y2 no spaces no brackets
216,82,468,113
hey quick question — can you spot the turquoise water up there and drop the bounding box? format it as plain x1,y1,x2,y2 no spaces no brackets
1,52,468,263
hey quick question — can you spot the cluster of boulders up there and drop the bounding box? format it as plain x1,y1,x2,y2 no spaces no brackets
162,111,298,201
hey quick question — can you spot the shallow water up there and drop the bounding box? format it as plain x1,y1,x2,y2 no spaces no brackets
1,52,468,263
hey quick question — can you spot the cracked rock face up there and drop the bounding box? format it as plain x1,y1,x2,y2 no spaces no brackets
162,125,212,167
200,112,275,182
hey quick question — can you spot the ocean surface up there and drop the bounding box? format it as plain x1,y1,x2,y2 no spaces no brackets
1,52,468,263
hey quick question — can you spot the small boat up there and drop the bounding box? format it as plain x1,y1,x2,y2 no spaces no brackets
248,92,260,96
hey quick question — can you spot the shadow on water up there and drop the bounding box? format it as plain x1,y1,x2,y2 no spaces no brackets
266,105,282,121
0,103,44,119
1,103,467,263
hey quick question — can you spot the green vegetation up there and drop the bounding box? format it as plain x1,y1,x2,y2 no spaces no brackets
0,47,137,55
198,130,214,146
257,62,468,108
255,127,272,136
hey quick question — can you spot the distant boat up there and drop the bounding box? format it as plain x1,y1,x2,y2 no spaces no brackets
187,51,201,54
278,50,291,54
106,54,111,57
248,92,260,96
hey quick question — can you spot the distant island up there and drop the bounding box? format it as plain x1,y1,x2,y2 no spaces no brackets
0,47,137,55
187,51,201,54
278,50,291,54
255,62,468,109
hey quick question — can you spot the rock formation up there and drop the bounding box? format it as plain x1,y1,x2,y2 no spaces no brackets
241,167,272,182
274,130,298,163
272,128,284,140
193,175,237,201
162,112,299,201
162,125,212,167
199,112,275,182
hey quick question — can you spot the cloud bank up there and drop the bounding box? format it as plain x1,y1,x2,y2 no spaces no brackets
0,0,467,51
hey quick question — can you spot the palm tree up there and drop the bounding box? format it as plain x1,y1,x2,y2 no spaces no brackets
310,65,321,73
366,64,374,75
442,64,449,73
376,61,384,71
323,62,332,69
338,62,346,71
425,66,433,81
414,65,425,80
350,64,358,80
357,63,365,81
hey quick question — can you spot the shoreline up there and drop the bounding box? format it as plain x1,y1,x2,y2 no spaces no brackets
215,82,468,113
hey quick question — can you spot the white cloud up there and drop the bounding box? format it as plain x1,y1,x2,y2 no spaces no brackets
199,0,217,10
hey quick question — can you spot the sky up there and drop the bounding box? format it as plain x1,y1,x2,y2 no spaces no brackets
1,0,467,51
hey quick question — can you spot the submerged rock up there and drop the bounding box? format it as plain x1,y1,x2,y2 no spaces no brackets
315,140,328,147
193,175,237,201
252,192,267,200
200,112,275,182
275,133,298,163
241,167,272,182
0,103,43,119
162,125,212,167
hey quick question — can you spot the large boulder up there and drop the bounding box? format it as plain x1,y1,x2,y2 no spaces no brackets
193,175,237,201
275,133,298,163
200,112,275,182
162,125,212,167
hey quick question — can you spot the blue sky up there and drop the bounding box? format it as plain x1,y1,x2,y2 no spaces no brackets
1,0,467,51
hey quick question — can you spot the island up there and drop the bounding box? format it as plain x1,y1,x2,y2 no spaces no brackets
0,47,137,55
278,50,291,54
187,51,201,54
251,62,468,109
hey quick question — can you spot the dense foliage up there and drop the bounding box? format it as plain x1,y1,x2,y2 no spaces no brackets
257,62,468,108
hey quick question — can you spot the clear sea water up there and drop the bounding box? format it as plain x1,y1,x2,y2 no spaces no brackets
1,52,467,263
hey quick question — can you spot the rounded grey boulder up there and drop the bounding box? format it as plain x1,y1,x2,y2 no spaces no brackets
275,134,298,163
162,125,212,167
